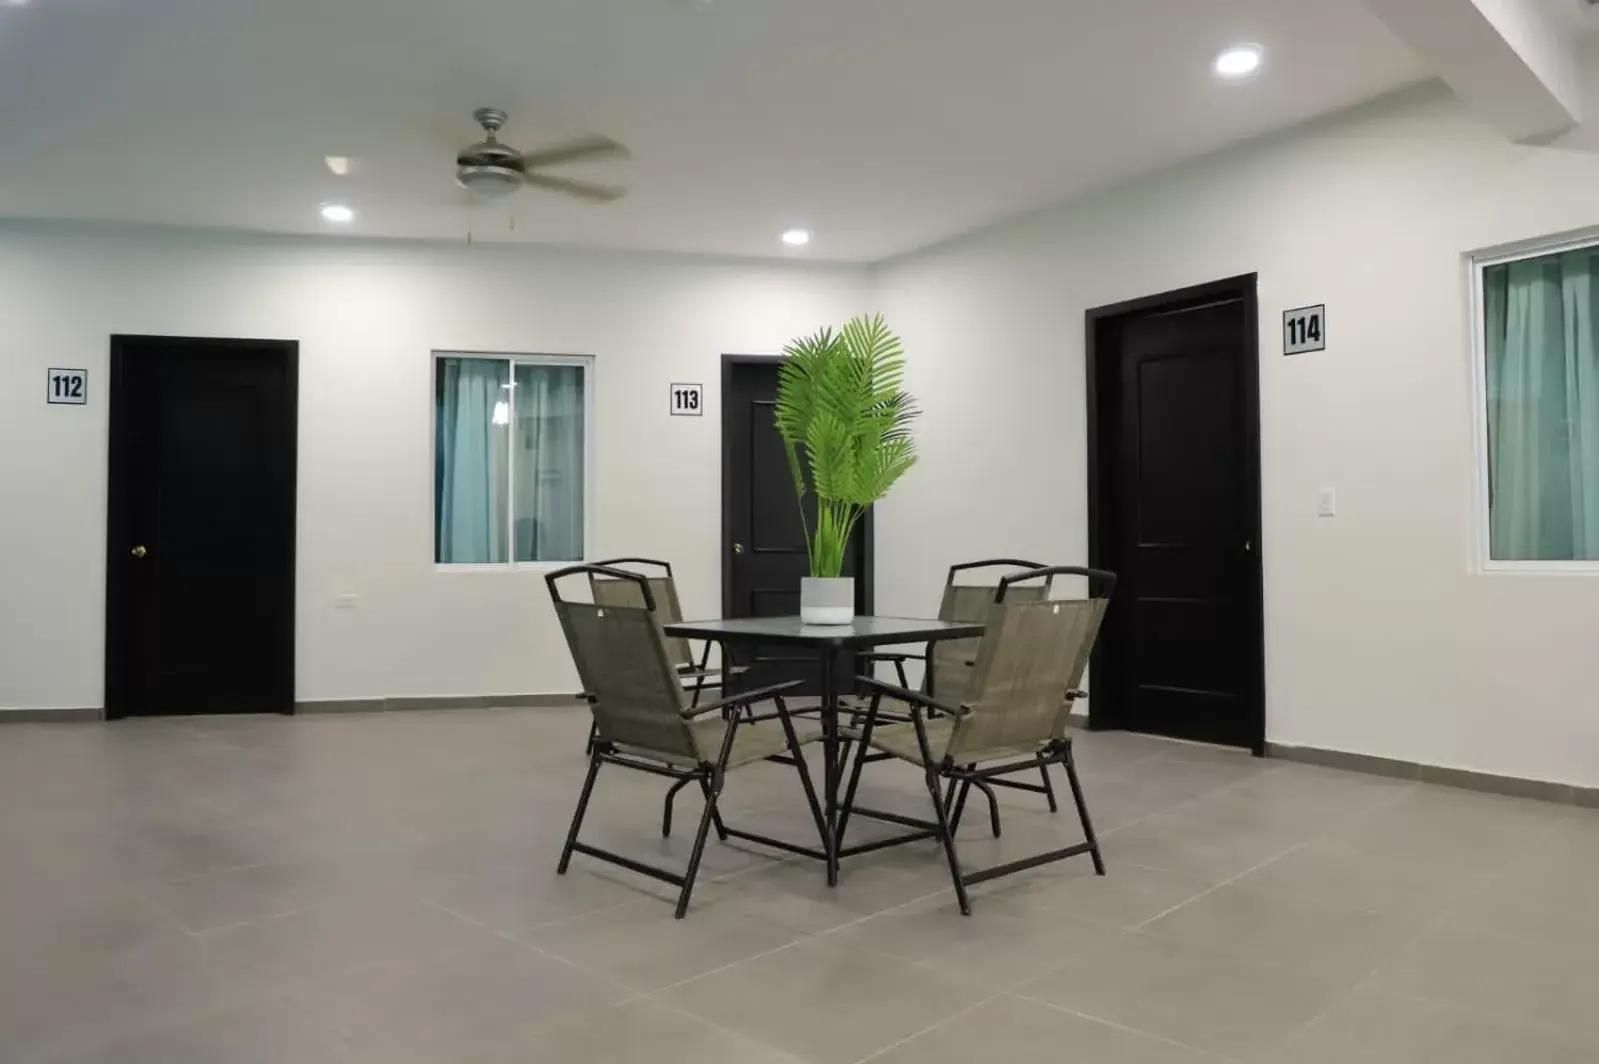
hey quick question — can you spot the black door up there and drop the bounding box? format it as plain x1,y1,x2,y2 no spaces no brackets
1087,279,1264,752
106,336,298,718
721,357,871,692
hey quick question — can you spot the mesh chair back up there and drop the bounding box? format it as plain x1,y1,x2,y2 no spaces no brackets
550,568,698,763
947,571,1112,760
589,564,692,669
927,564,1052,702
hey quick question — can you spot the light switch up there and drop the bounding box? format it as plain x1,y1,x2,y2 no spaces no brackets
1317,488,1336,518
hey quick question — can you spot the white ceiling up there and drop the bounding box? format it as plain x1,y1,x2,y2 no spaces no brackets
0,0,1426,261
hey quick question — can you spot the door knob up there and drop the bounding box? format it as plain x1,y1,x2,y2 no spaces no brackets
130,545,147,558
733,542,745,555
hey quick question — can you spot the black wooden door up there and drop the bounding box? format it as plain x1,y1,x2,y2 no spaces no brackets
1091,289,1263,751
106,336,297,718
722,358,870,693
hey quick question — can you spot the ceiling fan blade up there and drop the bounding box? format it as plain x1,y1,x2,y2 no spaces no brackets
518,136,629,168
523,172,627,203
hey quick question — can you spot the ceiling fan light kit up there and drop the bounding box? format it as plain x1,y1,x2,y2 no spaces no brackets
455,107,628,203
456,165,524,199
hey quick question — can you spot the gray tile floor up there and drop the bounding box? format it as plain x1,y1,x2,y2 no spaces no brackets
2,708,1596,1063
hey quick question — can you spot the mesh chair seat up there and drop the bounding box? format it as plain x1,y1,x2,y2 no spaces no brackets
620,718,823,770
679,665,745,686
863,717,1041,766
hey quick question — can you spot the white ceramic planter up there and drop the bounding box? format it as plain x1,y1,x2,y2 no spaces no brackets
800,576,855,626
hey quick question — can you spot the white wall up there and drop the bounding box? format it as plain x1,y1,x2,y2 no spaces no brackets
7,82,1598,789
873,83,1599,788
0,224,867,709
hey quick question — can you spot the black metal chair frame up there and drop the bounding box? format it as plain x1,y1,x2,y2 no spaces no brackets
854,559,1058,838
549,565,828,919
837,566,1116,915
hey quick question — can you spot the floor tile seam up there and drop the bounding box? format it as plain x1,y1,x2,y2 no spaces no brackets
1108,919,1400,993
1399,897,1599,961
642,998,825,1064
1238,876,1473,1058
22,962,329,1064
1007,992,1244,1062
1092,769,1280,840
1331,978,1599,1051
415,895,645,999
1134,860,1420,922
843,992,1006,1064
636,880,958,999
1127,841,1312,931
189,893,387,939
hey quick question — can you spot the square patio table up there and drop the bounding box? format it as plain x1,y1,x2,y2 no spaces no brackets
661,615,985,886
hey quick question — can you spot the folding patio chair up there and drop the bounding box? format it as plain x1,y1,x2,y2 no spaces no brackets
583,557,745,753
838,566,1115,914
855,559,1056,837
549,564,827,918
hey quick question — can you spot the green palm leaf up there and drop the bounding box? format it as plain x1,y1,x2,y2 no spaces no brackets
774,314,919,577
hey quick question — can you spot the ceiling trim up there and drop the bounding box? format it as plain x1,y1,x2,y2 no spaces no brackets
1365,0,1582,142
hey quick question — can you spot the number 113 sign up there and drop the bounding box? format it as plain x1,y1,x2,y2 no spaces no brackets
669,383,703,416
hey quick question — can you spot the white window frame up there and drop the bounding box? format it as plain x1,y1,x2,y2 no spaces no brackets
431,350,596,570
1468,228,1599,574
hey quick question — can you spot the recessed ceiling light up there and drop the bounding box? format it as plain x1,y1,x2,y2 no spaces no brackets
5,0,33,8
324,155,351,177
1213,44,1263,79
320,203,355,224
781,228,811,247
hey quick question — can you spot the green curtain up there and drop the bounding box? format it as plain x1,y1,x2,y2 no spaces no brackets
1484,249,1599,561
512,363,586,562
435,357,509,563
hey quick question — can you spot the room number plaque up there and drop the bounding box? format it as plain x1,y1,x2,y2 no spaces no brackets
669,383,703,416
47,368,88,404
1283,305,1326,355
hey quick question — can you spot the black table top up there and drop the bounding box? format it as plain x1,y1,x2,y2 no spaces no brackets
662,615,984,649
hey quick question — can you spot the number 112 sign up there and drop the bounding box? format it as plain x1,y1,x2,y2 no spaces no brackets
1283,305,1326,356
47,368,88,405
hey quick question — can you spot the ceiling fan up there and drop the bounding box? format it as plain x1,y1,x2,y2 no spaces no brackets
455,107,628,203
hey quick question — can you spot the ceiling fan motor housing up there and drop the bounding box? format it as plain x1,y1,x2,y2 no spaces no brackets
456,165,524,198
457,106,525,196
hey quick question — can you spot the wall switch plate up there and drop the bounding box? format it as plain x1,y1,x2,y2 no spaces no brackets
335,594,359,609
1317,488,1336,518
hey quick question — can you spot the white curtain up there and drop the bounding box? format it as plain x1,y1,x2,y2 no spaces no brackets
1484,250,1599,561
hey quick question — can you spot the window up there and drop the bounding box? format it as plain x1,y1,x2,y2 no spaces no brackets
1474,238,1599,566
434,353,590,564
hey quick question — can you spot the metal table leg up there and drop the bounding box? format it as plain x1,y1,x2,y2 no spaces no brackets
820,645,839,887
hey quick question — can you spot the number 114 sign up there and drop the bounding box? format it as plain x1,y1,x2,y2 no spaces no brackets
1283,305,1326,356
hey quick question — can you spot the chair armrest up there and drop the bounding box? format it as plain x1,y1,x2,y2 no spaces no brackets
682,679,806,719
860,651,927,664
854,676,963,720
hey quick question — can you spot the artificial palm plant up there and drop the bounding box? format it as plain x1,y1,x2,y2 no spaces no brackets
774,314,919,580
